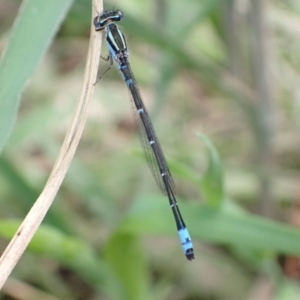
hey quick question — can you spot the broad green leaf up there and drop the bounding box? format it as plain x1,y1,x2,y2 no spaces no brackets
122,195,300,257
198,133,224,207
0,0,73,152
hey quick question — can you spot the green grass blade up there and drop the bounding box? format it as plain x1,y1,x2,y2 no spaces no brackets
198,133,224,207
0,220,121,297
0,0,73,152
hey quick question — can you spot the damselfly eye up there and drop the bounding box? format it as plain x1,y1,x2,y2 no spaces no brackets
116,10,124,20
94,16,105,31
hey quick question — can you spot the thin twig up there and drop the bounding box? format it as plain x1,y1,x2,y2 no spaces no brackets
0,0,103,288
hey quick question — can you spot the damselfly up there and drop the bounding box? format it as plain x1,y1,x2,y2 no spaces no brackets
94,9,194,260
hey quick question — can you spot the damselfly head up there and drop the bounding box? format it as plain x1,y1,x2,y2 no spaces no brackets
112,10,124,21
94,9,124,31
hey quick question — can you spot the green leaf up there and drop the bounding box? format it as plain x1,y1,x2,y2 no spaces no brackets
123,195,300,257
0,220,122,298
198,133,224,207
0,0,73,152
104,231,149,300
0,156,83,236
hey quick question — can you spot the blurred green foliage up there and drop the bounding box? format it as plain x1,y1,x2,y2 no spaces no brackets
1,0,300,299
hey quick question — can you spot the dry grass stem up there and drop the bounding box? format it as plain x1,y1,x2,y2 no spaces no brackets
0,0,103,288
